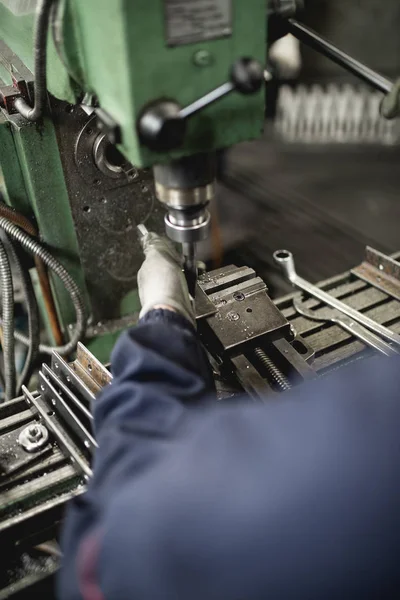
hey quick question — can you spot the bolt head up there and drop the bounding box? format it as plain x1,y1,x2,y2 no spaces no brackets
19,422,49,452
227,311,240,322
193,50,213,67
233,292,245,301
27,425,42,442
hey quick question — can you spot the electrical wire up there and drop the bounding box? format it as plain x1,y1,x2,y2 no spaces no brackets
0,218,87,356
6,240,40,393
14,0,56,121
0,240,16,400
0,201,63,345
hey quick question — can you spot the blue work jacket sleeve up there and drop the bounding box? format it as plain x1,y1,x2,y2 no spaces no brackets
58,309,400,600
57,308,215,600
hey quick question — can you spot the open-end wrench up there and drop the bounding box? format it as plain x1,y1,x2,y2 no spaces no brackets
293,296,398,357
273,249,400,349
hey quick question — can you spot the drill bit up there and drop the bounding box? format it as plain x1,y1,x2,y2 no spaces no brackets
182,242,197,299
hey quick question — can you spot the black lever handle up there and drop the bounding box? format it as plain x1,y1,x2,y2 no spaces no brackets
138,57,264,152
286,18,392,94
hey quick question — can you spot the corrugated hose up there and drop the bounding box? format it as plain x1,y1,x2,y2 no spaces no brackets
0,239,16,400
0,217,87,356
0,200,63,346
6,240,40,393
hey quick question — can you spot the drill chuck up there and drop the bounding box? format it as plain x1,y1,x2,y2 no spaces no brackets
164,206,211,244
153,152,215,246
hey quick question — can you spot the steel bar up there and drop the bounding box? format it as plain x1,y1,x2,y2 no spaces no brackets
274,250,400,347
38,371,97,454
293,297,397,357
180,82,234,119
22,386,92,479
42,364,92,422
75,342,112,391
52,352,94,405
286,19,392,94
351,247,400,302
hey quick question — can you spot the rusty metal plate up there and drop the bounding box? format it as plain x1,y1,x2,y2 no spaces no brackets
351,246,400,301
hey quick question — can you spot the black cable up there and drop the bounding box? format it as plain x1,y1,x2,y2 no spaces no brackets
0,239,16,401
14,0,56,121
0,218,87,356
6,240,40,393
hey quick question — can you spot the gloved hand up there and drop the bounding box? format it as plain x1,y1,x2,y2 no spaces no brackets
138,232,196,327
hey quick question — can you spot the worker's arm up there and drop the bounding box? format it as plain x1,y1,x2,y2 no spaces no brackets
58,305,215,600
58,234,215,600
58,235,400,600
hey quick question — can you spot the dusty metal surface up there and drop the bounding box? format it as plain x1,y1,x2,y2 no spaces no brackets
0,551,58,600
0,253,398,598
293,295,397,357
0,342,110,594
52,343,112,404
197,264,316,399
198,265,291,352
274,248,400,347
74,342,112,393
0,342,110,553
276,251,400,374
51,101,165,322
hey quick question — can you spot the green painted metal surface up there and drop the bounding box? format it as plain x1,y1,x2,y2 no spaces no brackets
119,289,141,319
0,114,31,213
0,2,77,102
6,113,90,324
0,111,131,361
0,0,267,165
0,0,268,363
65,0,266,167
1,116,64,345
0,111,91,346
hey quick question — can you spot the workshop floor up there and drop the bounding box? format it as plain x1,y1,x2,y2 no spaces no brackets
207,132,400,297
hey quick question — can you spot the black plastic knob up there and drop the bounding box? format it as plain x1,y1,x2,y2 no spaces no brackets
267,0,303,18
230,57,264,95
137,100,186,152
267,0,304,43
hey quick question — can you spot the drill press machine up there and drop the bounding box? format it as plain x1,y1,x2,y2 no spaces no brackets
0,0,267,360
1,3,400,594
2,0,398,362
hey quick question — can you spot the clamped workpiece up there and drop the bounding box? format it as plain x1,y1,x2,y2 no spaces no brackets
195,264,316,398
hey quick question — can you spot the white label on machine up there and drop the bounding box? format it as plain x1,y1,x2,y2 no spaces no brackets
165,0,232,46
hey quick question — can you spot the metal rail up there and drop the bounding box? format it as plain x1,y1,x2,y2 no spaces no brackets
274,249,400,348
293,297,397,357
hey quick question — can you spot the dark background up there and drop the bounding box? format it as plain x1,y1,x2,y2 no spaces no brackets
202,0,400,296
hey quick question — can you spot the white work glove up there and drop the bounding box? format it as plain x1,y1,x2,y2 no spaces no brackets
138,232,196,327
